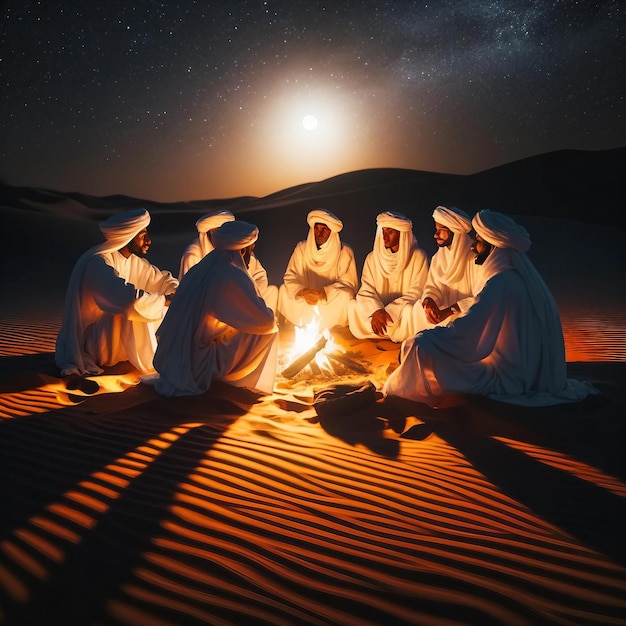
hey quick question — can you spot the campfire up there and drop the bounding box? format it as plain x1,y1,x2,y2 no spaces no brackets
280,308,369,379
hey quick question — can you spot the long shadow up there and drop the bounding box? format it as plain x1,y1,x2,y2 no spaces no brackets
409,396,626,568
0,351,59,390
0,383,261,625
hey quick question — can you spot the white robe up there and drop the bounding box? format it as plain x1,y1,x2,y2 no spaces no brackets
180,240,278,313
55,250,178,376
383,251,593,407
422,244,480,314
153,250,278,397
178,239,204,280
278,240,358,329
348,247,429,342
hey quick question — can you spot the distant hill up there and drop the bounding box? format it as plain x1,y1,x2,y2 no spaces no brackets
2,147,624,229
1,146,624,299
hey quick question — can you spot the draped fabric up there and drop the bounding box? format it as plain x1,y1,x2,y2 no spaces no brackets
279,210,358,328
55,209,178,376
348,212,429,342
373,212,416,279
178,210,235,279
383,211,595,407
178,217,277,312
153,223,278,397
422,206,479,314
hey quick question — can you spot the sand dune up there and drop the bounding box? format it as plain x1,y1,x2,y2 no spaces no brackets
1,151,626,624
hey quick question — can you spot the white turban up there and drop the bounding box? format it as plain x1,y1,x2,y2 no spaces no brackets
429,206,474,284
306,209,343,233
212,220,259,250
432,205,471,233
303,209,344,274
373,211,416,277
99,208,151,250
472,210,531,252
376,211,413,231
195,210,235,256
196,210,234,233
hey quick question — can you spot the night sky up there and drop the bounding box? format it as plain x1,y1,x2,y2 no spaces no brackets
1,1,625,202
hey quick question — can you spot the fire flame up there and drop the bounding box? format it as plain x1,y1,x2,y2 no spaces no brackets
288,307,343,374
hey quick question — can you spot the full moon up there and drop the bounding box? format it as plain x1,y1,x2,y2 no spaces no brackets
302,114,318,130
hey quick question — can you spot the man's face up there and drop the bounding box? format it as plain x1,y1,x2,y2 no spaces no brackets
128,229,151,257
471,234,493,265
434,222,453,248
241,243,255,268
313,223,331,247
382,227,400,252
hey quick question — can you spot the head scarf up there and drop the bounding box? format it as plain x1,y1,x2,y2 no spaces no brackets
56,208,153,376
98,208,151,250
303,209,343,275
432,205,471,233
212,220,259,250
306,209,343,232
431,205,474,284
472,209,531,252
195,210,235,256
373,211,416,277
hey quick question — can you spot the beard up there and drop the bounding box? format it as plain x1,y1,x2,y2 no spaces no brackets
128,241,147,257
474,245,492,265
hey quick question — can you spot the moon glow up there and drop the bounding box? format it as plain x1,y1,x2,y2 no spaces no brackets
302,115,318,130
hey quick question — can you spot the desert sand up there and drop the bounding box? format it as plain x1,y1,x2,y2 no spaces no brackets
1,152,626,625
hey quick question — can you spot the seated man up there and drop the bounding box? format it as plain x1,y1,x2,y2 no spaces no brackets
55,208,178,385
383,210,595,407
178,209,235,279
278,209,358,329
179,210,278,312
152,220,278,397
348,211,429,342
421,205,480,325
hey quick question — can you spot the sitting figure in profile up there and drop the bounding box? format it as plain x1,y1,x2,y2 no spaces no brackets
278,209,358,330
348,211,429,342
179,210,278,312
55,208,178,391
152,220,278,397
383,209,596,407
421,205,480,326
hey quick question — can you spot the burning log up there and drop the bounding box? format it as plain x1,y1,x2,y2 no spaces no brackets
325,351,370,374
281,335,327,378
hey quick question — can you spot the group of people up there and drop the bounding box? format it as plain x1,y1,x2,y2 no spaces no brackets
55,204,593,407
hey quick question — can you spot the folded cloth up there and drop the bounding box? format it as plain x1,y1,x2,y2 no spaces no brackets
313,380,378,418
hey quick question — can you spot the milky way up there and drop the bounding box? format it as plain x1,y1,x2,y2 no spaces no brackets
1,1,624,200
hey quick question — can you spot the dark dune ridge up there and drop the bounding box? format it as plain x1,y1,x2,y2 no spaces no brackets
0,148,625,625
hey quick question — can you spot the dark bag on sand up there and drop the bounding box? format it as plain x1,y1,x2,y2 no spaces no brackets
313,381,378,419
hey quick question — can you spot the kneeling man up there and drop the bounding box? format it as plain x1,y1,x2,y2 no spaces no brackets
152,220,278,397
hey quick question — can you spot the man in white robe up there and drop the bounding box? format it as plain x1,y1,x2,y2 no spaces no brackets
152,220,278,397
421,205,480,325
278,209,358,329
348,211,429,342
55,208,178,382
383,210,595,407
179,210,278,312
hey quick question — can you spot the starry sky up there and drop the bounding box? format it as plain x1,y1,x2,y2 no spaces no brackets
1,1,625,202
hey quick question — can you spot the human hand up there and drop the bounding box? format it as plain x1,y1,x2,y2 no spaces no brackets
422,297,441,324
371,308,393,337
